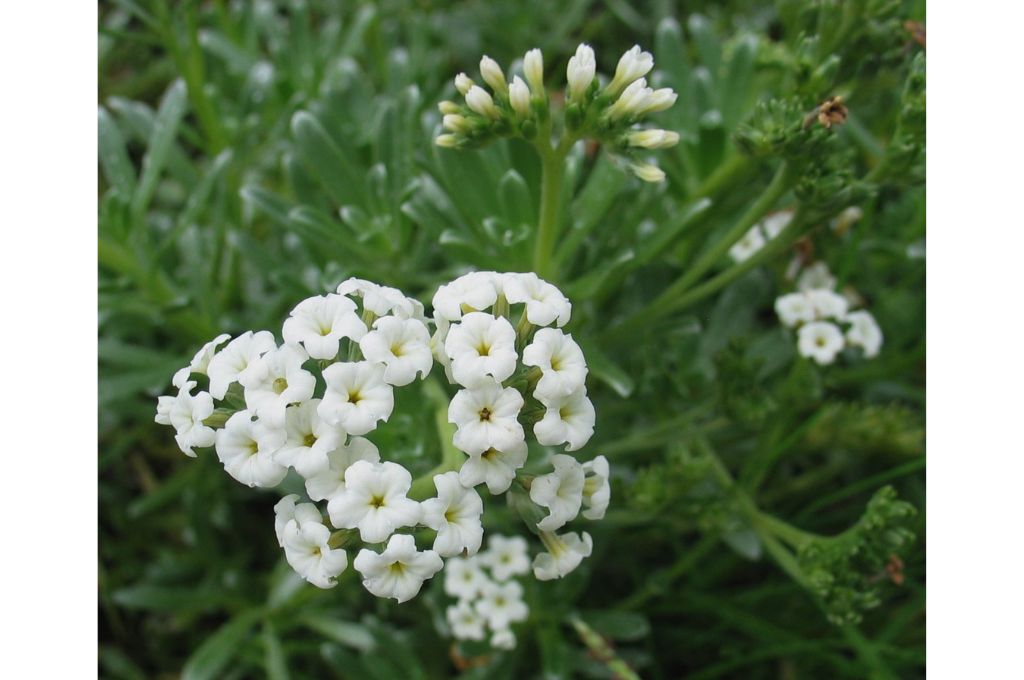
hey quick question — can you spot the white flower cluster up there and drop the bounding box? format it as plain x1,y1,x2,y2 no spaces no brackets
433,271,609,580
154,272,610,603
774,262,884,365
436,44,678,182
728,210,794,263
443,535,531,650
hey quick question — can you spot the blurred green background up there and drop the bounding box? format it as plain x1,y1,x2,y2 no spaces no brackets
99,1,925,678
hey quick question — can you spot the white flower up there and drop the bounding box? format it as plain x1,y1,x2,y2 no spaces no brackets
445,312,518,387
207,330,277,399
444,555,491,600
729,225,767,262
762,210,794,240
775,292,816,328
337,277,414,318
807,289,850,321
448,380,525,455
523,48,544,94
447,600,486,641
282,515,348,589
359,316,433,386
491,628,516,650
479,55,507,95
797,261,836,292
476,580,528,629
581,455,611,520
534,386,595,451
503,272,571,327
797,321,846,365
305,436,381,502
168,387,216,457
522,328,588,401
454,72,474,96
421,471,484,557
529,454,585,532
459,440,528,495
438,100,461,115
172,333,231,388
215,411,287,487
282,294,366,360
481,534,530,581
327,460,421,543
533,530,593,581
466,85,500,119
274,399,347,478
274,494,322,546
432,271,500,321
607,44,654,96
509,75,531,118
566,43,596,102
240,343,316,427
629,162,666,183
353,533,443,603
627,129,680,149
319,361,394,435
845,310,883,358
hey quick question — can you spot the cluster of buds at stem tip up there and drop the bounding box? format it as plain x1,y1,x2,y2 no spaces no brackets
436,43,680,182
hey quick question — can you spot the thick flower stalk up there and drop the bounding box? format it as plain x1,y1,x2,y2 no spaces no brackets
154,272,610,610
774,261,884,365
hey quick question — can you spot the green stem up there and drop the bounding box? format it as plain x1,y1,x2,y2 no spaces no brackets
532,142,569,280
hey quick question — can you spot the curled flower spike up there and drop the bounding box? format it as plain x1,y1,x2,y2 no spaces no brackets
156,272,609,605
434,44,678,181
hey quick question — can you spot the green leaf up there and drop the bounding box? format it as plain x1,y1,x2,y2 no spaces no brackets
720,35,759,130
301,615,377,652
634,197,712,268
581,340,635,398
291,110,361,206
579,610,652,642
688,14,721,77
112,583,229,613
132,79,188,219
98,107,137,198
538,622,571,680
263,621,290,680
181,609,263,680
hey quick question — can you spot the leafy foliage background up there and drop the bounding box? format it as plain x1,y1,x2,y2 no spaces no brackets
99,1,925,677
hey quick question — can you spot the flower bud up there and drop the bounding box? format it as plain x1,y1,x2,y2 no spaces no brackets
629,162,665,182
438,100,461,115
523,48,544,95
465,85,500,119
566,43,596,102
607,78,652,120
454,72,474,96
607,44,654,96
509,76,531,118
479,55,508,95
637,87,677,115
443,114,471,133
435,134,460,148
626,129,680,149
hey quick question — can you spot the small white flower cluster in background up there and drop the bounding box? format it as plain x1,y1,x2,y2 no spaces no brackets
436,44,678,182
728,210,794,263
774,262,884,365
443,535,531,650
154,272,611,605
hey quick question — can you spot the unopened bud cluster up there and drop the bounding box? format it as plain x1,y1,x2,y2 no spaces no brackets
774,262,883,365
154,273,610,605
436,44,679,182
